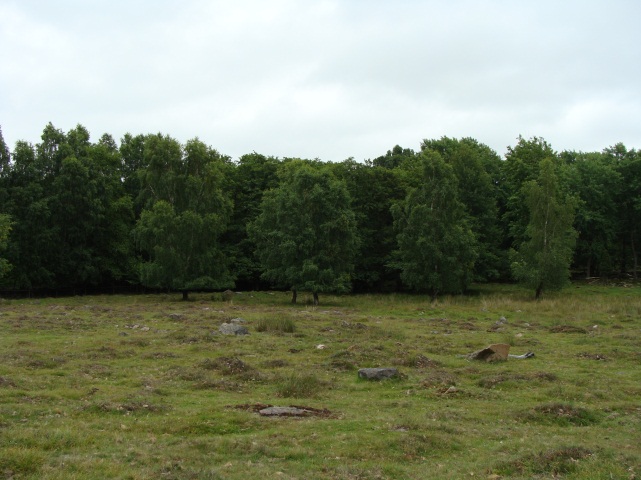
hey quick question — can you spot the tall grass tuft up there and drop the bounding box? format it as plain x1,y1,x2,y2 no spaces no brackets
255,317,296,333
275,373,325,398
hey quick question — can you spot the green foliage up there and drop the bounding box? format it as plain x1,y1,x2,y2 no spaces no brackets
134,136,233,298
1,123,640,294
502,136,558,247
0,213,12,278
391,151,478,297
563,151,622,277
0,125,10,175
135,201,231,292
223,152,280,289
332,159,405,291
248,160,359,303
607,143,641,278
0,124,135,290
510,158,577,298
421,137,505,281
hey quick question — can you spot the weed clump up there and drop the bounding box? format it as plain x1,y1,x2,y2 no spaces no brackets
200,357,252,375
328,350,357,371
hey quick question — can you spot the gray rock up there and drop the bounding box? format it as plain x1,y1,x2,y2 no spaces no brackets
219,323,249,335
358,368,399,380
259,406,309,417
230,317,246,324
467,343,510,362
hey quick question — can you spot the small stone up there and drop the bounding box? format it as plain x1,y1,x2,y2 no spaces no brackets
445,386,458,394
230,318,246,324
358,368,399,380
498,316,507,324
316,344,326,349
167,313,183,321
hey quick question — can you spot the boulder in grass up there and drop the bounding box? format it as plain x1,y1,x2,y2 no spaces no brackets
219,323,249,336
357,368,399,380
467,343,510,362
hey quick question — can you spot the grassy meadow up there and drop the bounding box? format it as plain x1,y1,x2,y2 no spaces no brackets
0,284,640,479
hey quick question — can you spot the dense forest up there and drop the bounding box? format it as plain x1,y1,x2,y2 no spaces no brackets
0,123,639,301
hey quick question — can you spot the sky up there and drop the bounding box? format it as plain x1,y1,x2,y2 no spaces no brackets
1,0,640,162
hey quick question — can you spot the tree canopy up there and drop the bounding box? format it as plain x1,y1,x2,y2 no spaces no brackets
248,161,359,304
0,122,639,297
391,151,478,298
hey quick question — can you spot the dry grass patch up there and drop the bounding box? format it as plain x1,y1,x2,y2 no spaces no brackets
254,316,296,333
490,446,594,477
518,403,601,426
478,371,558,388
275,373,329,398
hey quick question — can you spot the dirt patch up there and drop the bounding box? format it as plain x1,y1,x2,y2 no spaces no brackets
0,376,17,388
261,359,289,368
339,320,368,330
193,379,245,392
549,325,587,334
420,369,457,389
577,352,608,361
86,401,167,414
393,353,441,369
457,321,479,331
143,352,179,360
200,356,252,375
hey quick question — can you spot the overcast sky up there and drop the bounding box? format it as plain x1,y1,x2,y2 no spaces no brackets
1,0,640,162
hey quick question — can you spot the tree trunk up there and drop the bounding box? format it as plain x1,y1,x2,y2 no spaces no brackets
586,256,591,279
313,292,319,305
182,290,189,301
291,289,297,304
631,231,638,279
535,283,543,300
430,288,438,302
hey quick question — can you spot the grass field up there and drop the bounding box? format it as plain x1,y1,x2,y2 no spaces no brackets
1,283,640,479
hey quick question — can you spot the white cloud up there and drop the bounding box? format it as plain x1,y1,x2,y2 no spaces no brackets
1,0,640,160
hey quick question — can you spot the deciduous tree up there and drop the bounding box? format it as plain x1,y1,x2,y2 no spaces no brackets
391,151,478,298
134,136,232,300
248,160,358,304
510,158,577,299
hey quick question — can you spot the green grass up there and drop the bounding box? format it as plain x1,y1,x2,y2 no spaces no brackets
0,284,640,478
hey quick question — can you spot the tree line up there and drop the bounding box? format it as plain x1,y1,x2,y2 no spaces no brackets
0,123,639,301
